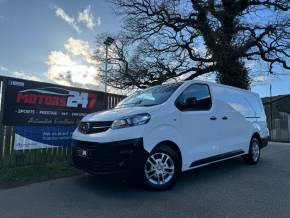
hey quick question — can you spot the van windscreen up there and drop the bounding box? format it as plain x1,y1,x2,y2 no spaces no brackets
115,82,183,108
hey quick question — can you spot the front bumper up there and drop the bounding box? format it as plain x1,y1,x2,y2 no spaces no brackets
261,137,269,149
72,138,148,175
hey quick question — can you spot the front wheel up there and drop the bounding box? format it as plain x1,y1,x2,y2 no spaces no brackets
243,137,261,165
143,145,181,191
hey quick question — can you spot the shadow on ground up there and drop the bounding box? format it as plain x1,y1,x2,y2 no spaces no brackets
73,156,250,196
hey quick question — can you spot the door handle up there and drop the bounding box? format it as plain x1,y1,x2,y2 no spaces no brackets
210,116,217,120
222,116,228,120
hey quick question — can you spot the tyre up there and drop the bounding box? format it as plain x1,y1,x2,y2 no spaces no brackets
243,137,261,165
143,144,181,191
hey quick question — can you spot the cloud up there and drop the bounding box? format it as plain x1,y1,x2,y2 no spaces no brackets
47,51,101,89
252,74,272,83
78,5,98,30
47,38,101,90
0,65,8,72
13,72,41,81
64,37,97,64
64,38,89,56
254,75,267,82
96,17,101,26
54,5,100,33
0,65,40,81
47,51,74,66
55,6,81,33
47,60,100,89
46,38,124,94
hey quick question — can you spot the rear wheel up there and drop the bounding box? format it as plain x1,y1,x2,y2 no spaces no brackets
243,137,261,165
143,145,181,191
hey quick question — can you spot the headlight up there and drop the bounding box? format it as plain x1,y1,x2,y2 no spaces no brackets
111,113,151,129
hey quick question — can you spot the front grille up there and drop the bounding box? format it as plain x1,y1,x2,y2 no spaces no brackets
78,121,113,134
72,139,142,173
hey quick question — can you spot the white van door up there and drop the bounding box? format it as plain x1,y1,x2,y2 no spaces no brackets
175,83,220,166
212,86,254,154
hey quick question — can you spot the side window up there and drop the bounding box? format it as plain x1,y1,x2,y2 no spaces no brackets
175,84,212,111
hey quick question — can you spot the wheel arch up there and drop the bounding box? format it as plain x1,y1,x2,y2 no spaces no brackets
153,140,183,170
251,132,262,144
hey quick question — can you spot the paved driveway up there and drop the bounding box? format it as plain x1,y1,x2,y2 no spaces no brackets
0,142,290,218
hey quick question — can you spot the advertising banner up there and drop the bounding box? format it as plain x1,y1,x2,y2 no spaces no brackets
14,126,75,150
3,78,106,126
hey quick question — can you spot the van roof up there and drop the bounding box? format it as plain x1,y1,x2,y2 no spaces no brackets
182,80,260,98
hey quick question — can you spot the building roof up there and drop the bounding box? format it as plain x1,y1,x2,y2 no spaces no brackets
262,95,290,104
262,94,290,113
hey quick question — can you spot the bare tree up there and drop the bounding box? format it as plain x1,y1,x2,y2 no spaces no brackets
94,33,144,90
94,33,209,89
102,0,289,89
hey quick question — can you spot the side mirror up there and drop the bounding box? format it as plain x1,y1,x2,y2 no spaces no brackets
184,97,198,107
177,96,198,110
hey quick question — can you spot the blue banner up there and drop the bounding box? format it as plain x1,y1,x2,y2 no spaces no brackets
14,126,76,150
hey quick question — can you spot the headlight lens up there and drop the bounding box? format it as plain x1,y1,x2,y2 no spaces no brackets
111,113,151,129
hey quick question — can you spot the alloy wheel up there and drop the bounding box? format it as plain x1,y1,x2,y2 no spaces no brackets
251,140,260,162
144,152,175,186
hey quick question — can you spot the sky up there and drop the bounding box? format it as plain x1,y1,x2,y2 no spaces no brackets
0,0,121,91
0,0,289,97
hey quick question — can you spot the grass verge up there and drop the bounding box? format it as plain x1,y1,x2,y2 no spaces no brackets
0,162,81,189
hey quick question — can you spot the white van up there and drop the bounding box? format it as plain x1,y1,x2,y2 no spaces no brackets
72,80,269,190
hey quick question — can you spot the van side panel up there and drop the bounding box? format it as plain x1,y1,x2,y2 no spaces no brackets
211,85,263,153
245,94,268,139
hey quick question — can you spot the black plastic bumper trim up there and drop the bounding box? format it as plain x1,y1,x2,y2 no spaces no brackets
72,138,148,175
261,137,269,149
190,149,244,168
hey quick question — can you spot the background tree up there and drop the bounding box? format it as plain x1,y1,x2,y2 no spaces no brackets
96,0,289,90
94,33,212,90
